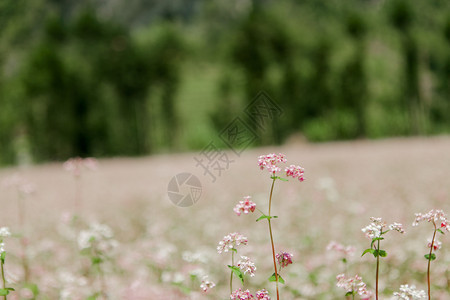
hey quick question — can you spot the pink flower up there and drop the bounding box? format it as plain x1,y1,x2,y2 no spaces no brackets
2,174,36,195
234,196,256,216
285,165,305,182
200,276,215,292
63,157,98,177
230,288,254,300
413,209,449,231
255,289,271,300
327,241,356,257
428,239,442,251
258,153,287,175
276,251,293,269
336,274,372,298
217,233,248,254
237,256,256,277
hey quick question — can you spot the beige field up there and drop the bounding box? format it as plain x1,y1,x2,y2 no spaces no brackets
0,136,449,299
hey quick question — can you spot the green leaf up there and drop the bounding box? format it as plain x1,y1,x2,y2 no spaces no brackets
268,273,285,284
345,291,356,296
231,248,237,253
378,250,387,257
1,252,5,263
370,237,384,248
91,257,103,265
277,177,289,181
228,265,244,284
362,248,376,257
0,289,9,296
425,253,436,261
256,215,272,222
437,229,445,235
5,288,14,291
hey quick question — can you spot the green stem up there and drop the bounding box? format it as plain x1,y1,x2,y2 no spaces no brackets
267,177,280,300
376,239,380,300
427,222,437,300
1,258,7,300
230,251,234,294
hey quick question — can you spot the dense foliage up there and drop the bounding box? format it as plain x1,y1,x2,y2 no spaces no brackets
0,0,449,164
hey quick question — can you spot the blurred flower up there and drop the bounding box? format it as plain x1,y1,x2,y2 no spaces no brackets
234,196,256,216
237,256,256,277
258,153,287,175
217,233,248,254
0,227,11,238
200,275,215,292
336,274,372,298
392,284,426,299
78,222,118,254
276,251,293,269
1,174,36,195
63,157,98,177
285,165,305,182
230,288,254,300
413,209,449,231
326,241,355,257
255,289,271,300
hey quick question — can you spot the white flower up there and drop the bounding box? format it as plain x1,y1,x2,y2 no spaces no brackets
392,284,426,299
0,227,11,238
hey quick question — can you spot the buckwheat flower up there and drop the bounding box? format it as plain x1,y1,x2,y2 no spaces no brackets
389,223,405,234
200,276,215,292
413,209,449,230
230,288,254,300
276,251,293,268
217,232,248,254
327,241,356,257
237,256,256,277
362,223,383,239
258,153,287,175
2,174,36,195
64,157,98,177
256,289,271,300
0,227,11,238
285,165,305,182
427,239,442,251
336,274,372,298
234,196,257,216
392,284,426,299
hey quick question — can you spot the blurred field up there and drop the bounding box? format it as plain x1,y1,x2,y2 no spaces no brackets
0,136,450,299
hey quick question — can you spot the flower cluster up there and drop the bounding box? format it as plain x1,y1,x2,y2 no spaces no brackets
392,284,426,299
234,196,256,216
1,174,36,195
427,239,442,251
230,288,271,300
0,227,11,254
276,251,293,269
217,233,248,254
336,274,372,299
413,209,449,230
200,276,215,292
327,241,356,257
285,165,305,182
362,217,404,239
255,289,271,300
78,222,118,253
237,256,256,277
257,153,287,174
389,223,405,233
63,157,98,177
